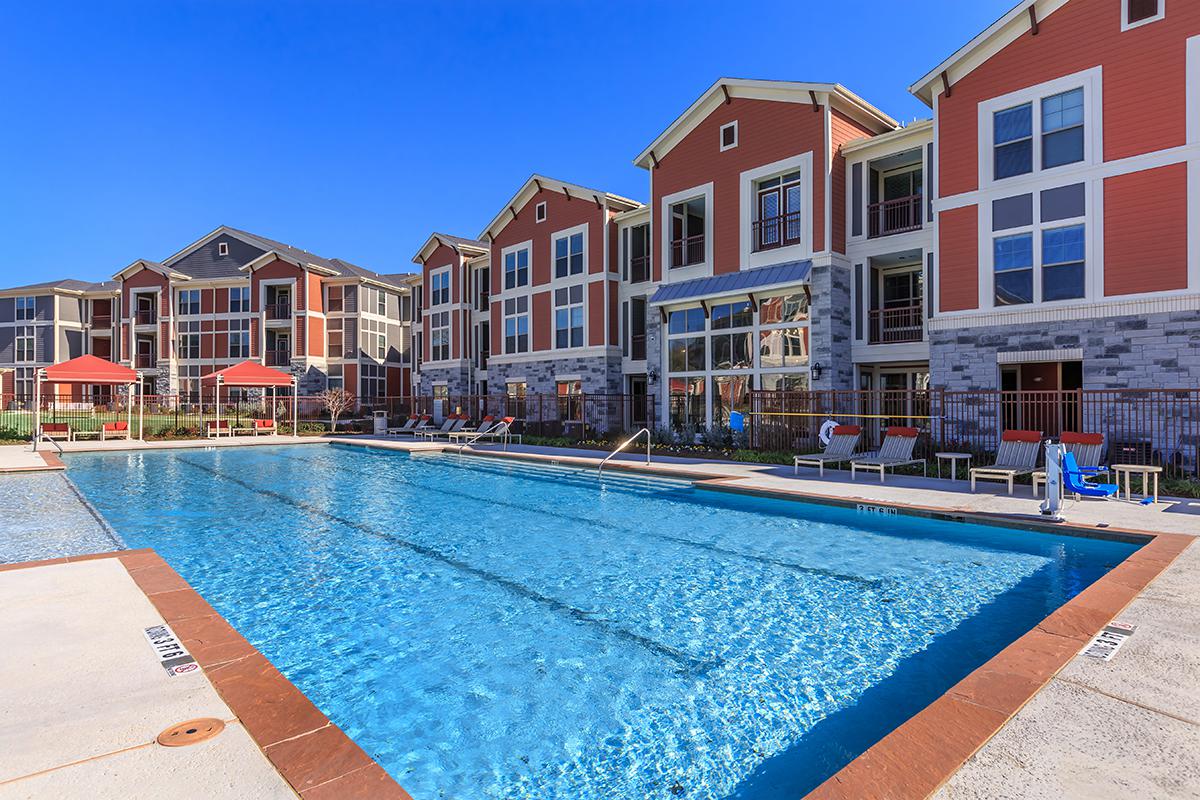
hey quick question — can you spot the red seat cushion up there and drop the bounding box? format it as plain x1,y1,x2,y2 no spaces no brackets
1061,431,1103,445
103,422,128,431
886,426,920,438
1002,429,1042,443
832,425,861,435
43,424,68,432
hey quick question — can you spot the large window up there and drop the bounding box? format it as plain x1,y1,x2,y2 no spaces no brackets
505,381,527,418
15,296,35,321
229,286,250,313
503,297,528,354
1041,225,1086,301
993,233,1034,305
557,380,582,423
177,289,200,316
554,232,584,278
992,183,1087,306
177,321,200,359
430,270,450,306
228,319,250,358
326,285,344,313
554,285,584,349
431,311,450,361
15,326,34,362
754,171,804,250
360,362,385,400
669,198,706,268
504,247,529,290
993,87,1085,180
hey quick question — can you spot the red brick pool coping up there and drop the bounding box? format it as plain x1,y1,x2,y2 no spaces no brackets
0,550,411,800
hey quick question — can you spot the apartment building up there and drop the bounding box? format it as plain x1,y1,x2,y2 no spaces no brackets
0,279,119,400
911,0,1200,395
412,0,1199,433
1,227,418,401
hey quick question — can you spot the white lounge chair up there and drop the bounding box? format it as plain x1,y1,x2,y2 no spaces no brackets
387,415,422,435
419,415,469,440
970,430,1043,494
850,427,925,482
392,415,433,437
793,425,862,476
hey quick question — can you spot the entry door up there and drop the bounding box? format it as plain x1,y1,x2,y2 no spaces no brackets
628,375,648,428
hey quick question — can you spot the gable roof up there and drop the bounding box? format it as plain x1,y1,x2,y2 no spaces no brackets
0,278,118,296
412,232,489,266
478,174,643,243
113,259,189,282
908,0,1068,105
633,79,899,169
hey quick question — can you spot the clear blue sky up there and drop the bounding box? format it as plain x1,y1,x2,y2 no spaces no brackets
0,1,1009,284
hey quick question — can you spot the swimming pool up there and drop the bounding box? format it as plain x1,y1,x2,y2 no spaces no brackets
66,444,1138,799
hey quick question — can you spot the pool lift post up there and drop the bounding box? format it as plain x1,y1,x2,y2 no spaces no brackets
1040,439,1065,522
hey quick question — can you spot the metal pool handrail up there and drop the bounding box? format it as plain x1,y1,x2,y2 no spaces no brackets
38,433,64,455
598,428,651,476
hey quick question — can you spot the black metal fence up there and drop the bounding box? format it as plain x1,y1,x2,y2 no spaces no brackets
750,388,1200,478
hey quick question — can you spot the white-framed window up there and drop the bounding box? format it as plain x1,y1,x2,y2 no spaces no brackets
14,367,34,396
177,321,200,359
15,296,35,321
360,362,385,399
989,183,1088,307
981,68,1099,185
327,284,344,313
720,121,738,152
503,245,530,290
377,288,387,317
326,363,343,391
503,296,529,354
15,326,34,362
535,201,547,223
177,289,200,316
218,242,229,256
430,269,451,306
377,332,387,360
622,223,651,283
554,284,584,349
430,311,450,361
669,197,706,268
553,230,585,278
229,286,250,313
327,318,343,357
228,318,250,358
1123,0,1163,30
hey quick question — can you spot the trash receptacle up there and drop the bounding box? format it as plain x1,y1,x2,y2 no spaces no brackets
373,410,388,435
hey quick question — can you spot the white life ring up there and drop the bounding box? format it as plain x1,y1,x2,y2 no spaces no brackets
818,418,839,446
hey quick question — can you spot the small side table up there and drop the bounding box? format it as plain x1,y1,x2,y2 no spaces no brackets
1112,464,1162,503
935,452,972,482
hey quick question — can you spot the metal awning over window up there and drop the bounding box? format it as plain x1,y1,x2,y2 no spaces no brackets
648,260,811,306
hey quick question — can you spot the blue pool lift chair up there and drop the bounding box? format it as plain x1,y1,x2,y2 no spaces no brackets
1061,452,1120,499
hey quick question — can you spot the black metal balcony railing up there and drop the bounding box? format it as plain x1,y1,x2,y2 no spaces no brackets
265,302,292,321
752,211,805,252
91,315,112,328
630,333,647,361
868,304,924,344
264,350,291,367
135,354,155,368
135,309,156,325
629,255,651,283
669,234,705,268
868,195,923,238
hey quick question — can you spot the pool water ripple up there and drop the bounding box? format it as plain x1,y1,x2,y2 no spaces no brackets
63,445,1139,800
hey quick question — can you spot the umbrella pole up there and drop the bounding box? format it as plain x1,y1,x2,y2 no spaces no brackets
216,379,222,438
138,380,144,440
292,378,298,437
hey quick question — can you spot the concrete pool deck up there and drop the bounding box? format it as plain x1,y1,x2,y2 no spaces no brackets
0,434,1196,798
0,551,410,800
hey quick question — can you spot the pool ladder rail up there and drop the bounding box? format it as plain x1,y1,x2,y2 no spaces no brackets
35,433,64,455
598,428,651,476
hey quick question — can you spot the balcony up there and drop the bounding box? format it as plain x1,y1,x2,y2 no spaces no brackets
265,303,292,321
91,315,112,329
264,350,291,367
135,354,155,368
868,304,924,344
631,333,646,361
135,309,156,325
669,235,705,268
752,211,805,252
629,255,650,283
868,195,923,238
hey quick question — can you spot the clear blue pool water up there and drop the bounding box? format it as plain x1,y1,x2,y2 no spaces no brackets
65,444,1138,799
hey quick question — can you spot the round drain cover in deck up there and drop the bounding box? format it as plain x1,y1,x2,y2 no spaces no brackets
156,717,225,747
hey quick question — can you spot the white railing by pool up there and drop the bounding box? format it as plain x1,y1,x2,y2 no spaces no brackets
598,428,651,476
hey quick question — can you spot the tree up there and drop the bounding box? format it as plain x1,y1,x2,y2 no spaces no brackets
317,388,355,432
